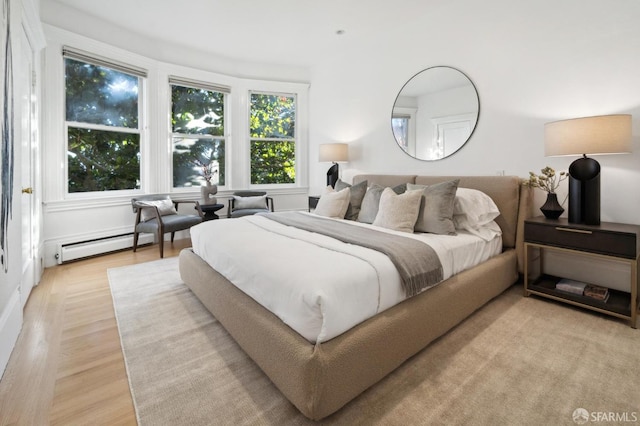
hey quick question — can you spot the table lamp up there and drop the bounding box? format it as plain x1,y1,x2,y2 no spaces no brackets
544,114,632,225
319,143,348,187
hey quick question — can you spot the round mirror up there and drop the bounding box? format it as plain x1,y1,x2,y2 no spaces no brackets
391,66,479,161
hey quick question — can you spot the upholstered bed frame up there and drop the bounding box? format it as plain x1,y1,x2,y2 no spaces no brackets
179,175,532,420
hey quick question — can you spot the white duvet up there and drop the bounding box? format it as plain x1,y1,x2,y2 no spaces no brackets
190,213,502,343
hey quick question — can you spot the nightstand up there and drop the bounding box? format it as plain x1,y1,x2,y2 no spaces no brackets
524,217,640,328
308,195,320,212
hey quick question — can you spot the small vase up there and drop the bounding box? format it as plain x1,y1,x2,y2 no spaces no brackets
540,192,564,219
200,181,218,205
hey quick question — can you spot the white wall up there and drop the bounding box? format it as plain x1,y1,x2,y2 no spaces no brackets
308,1,640,227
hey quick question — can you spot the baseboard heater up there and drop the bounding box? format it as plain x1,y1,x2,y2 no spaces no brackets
56,233,155,264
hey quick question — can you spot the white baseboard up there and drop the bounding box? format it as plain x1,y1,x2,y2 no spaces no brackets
0,289,22,380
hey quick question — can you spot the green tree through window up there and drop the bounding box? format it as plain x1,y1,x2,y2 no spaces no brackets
171,84,226,187
250,92,296,184
65,58,141,193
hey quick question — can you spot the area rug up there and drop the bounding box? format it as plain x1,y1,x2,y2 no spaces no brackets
108,258,640,425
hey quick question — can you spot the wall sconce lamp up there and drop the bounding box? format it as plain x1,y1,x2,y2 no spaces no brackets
545,114,632,225
319,143,349,188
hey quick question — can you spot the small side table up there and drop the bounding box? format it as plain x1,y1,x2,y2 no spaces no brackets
199,203,224,221
524,216,640,328
308,196,320,212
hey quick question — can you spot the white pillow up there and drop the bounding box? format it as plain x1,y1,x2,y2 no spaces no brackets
233,195,267,210
314,186,350,219
372,187,422,233
453,188,500,230
139,199,177,222
459,219,502,241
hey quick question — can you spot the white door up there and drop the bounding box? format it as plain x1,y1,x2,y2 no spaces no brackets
18,24,35,308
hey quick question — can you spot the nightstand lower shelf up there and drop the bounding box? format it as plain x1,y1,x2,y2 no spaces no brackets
527,274,631,319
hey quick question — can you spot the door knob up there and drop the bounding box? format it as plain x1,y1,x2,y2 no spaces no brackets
21,187,33,194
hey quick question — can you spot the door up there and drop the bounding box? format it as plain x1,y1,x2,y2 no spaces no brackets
18,24,35,308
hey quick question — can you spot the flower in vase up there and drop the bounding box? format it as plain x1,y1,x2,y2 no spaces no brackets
525,166,567,194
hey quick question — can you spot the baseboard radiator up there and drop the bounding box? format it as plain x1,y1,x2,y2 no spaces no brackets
56,233,155,264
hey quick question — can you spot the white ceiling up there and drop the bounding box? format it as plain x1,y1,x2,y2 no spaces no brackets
41,0,425,69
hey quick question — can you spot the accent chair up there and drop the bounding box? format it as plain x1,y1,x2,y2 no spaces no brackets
132,194,203,258
227,191,274,218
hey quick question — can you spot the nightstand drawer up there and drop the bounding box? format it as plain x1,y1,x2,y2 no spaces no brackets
525,219,638,259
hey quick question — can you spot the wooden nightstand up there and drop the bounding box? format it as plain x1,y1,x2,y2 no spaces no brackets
524,217,640,328
308,195,320,212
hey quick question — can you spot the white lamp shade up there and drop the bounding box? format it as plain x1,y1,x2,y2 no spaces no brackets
319,143,349,162
545,114,632,157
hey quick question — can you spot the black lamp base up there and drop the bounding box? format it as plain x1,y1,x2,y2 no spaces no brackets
568,156,600,225
326,163,339,188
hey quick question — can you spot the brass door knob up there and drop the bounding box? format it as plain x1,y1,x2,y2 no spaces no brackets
21,187,33,194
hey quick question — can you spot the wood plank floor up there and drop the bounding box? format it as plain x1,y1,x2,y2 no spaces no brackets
0,240,192,426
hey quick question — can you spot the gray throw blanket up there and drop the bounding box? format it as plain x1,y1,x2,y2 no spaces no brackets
259,212,443,297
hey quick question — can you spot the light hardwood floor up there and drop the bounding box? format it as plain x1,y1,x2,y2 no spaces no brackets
0,239,192,426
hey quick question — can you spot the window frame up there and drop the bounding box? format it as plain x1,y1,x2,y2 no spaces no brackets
169,78,230,191
62,50,146,198
248,90,298,188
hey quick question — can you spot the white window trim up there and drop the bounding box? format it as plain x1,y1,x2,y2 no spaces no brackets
248,90,298,188
169,81,229,191
63,60,145,199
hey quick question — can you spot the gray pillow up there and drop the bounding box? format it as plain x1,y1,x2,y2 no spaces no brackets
408,179,459,235
233,195,267,210
335,179,368,221
357,183,407,224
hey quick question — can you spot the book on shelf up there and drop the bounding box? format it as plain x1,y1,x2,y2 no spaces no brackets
555,278,587,295
584,284,610,302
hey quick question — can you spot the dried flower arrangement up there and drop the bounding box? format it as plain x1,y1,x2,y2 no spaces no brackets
525,166,567,194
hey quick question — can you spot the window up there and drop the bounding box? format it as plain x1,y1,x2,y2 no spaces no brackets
249,92,296,184
64,49,145,193
392,115,410,152
171,78,228,188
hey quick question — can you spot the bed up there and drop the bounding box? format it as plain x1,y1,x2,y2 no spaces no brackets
179,175,532,420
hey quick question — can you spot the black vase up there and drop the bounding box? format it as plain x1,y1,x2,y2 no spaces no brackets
540,192,564,219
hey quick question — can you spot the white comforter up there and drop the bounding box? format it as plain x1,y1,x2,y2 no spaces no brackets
190,213,502,343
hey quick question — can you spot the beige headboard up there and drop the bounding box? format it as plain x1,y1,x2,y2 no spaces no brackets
352,174,533,272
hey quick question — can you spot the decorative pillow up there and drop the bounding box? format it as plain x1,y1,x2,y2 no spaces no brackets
372,187,422,233
407,180,459,235
314,186,351,219
453,188,501,229
335,179,368,221
233,195,267,210
357,184,408,224
139,199,177,222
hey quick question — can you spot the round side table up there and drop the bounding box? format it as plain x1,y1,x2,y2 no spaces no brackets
199,203,224,221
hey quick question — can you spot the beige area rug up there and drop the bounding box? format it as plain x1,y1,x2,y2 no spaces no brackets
108,258,640,426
